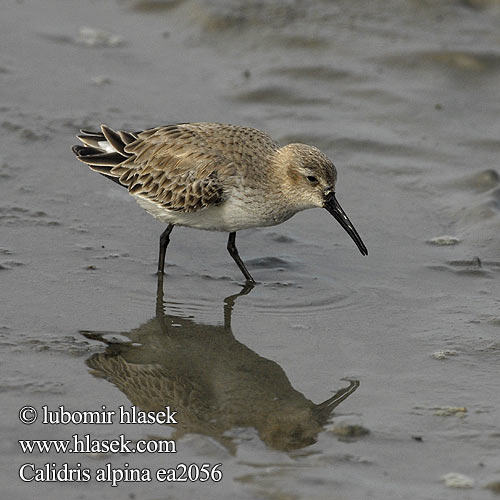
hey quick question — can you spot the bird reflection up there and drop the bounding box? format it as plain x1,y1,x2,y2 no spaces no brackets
82,277,359,452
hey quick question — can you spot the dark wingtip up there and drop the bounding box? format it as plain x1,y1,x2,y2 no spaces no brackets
79,128,100,135
72,145,84,156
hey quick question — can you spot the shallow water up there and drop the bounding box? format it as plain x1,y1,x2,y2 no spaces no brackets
2,0,500,498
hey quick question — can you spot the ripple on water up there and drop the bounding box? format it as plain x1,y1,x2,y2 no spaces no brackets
191,0,305,32
150,271,363,323
438,169,500,249
253,288,360,317
1,120,49,142
246,256,294,269
11,333,100,357
270,33,330,50
0,160,13,181
332,136,429,162
264,231,296,244
231,86,330,106
462,0,500,9
1,376,65,395
428,257,500,277
0,261,25,271
267,65,352,82
125,0,185,13
162,297,229,323
0,206,60,227
384,50,500,75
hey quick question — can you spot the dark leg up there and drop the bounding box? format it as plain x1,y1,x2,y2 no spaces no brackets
156,272,165,319
158,224,174,274
223,281,255,329
227,232,255,283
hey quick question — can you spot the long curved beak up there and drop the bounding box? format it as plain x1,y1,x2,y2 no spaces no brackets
324,193,368,256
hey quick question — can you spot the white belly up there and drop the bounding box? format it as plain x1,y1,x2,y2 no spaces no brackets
133,194,297,232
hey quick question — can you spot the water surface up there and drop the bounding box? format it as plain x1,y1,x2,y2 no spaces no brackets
2,0,500,498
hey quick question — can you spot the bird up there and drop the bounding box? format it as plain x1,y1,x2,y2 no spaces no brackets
72,122,367,283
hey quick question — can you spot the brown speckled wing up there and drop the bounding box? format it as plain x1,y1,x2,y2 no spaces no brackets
114,123,278,213
87,354,212,429
74,123,279,213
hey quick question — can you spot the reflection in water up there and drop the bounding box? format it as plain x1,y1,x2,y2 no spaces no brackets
82,278,359,452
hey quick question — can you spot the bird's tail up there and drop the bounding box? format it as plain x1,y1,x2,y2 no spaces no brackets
71,125,139,186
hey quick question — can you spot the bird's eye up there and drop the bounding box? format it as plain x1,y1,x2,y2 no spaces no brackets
307,175,318,183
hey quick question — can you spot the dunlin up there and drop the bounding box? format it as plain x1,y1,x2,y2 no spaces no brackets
72,123,367,282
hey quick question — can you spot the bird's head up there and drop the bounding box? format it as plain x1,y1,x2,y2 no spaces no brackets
276,143,368,256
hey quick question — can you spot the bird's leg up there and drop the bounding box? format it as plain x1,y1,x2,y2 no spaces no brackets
156,272,166,319
227,232,256,283
223,281,255,329
158,224,174,274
